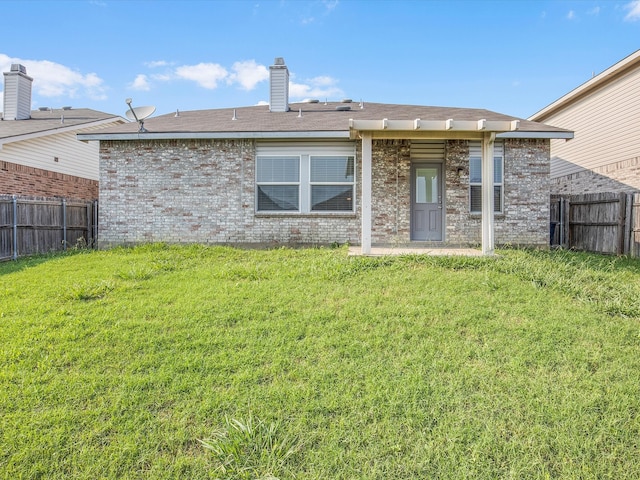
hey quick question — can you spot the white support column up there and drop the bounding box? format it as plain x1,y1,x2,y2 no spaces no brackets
361,133,372,254
481,132,496,256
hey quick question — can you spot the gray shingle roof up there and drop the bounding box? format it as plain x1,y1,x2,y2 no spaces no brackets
0,108,123,140
78,102,571,138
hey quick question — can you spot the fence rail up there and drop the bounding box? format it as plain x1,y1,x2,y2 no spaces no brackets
551,192,640,256
0,195,97,261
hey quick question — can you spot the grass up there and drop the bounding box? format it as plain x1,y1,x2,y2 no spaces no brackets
1,244,640,479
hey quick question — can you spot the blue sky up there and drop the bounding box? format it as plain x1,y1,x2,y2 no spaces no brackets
1,0,639,120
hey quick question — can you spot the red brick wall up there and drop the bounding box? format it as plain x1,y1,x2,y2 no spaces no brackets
0,161,98,200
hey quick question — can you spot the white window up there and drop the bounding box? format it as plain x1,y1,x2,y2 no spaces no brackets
256,151,356,214
310,156,355,211
256,156,300,211
469,141,503,214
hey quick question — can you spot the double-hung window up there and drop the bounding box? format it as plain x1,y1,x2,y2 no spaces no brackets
469,141,504,214
256,156,300,211
256,150,356,213
310,156,355,211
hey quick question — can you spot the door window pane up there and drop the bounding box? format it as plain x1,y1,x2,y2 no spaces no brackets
416,167,438,204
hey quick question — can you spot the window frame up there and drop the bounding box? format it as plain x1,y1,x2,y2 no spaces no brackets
469,143,504,215
255,151,357,215
309,155,356,212
255,155,301,212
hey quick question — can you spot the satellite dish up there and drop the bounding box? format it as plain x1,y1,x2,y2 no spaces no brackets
125,99,155,132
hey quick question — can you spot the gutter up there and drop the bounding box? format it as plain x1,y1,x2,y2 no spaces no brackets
77,131,352,142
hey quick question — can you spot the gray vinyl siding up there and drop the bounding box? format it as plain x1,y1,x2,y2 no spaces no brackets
543,66,640,179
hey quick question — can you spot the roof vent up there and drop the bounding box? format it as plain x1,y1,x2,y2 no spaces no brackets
341,98,352,103
304,99,320,103
38,107,50,111
62,106,72,110
336,105,352,111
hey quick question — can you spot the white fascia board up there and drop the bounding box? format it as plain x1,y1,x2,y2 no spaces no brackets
496,131,574,139
1,117,124,147
350,119,516,132
76,131,351,141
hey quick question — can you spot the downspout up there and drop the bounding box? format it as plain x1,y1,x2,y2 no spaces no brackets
481,132,496,255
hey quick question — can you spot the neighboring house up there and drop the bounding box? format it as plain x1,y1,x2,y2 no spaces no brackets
78,58,571,255
0,64,125,200
529,49,640,195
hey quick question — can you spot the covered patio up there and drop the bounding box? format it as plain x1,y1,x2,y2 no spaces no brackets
349,118,521,257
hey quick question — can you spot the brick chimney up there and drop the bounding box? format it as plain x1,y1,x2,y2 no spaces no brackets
3,64,33,120
269,57,289,113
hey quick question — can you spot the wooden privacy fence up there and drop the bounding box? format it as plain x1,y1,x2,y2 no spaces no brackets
0,195,98,261
551,192,640,256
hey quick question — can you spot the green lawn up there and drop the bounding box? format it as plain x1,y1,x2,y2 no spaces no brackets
1,244,640,479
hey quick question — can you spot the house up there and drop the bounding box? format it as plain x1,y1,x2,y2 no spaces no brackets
529,49,640,195
78,58,571,255
0,64,125,200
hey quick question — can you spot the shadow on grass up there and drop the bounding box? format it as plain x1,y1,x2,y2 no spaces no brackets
0,249,92,276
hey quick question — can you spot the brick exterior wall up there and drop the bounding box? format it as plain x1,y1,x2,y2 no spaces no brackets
369,138,550,248
0,160,98,200
551,156,640,195
98,138,550,248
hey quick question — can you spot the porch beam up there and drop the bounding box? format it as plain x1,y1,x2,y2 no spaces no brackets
481,132,496,256
361,133,372,254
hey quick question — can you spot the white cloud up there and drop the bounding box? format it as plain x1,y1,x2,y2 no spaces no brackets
587,6,600,15
289,75,343,100
130,74,151,91
0,54,107,100
175,63,228,89
323,0,339,12
228,60,269,90
567,9,576,20
145,60,170,68
625,0,640,20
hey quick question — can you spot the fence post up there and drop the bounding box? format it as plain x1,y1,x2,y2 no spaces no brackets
565,196,571,249
617,192,627,255
93,200,98,249
86,201,91,247
62,198,67,251
12,195,18,261
629,193,640,257
624,193,633,256
559,196,565,247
